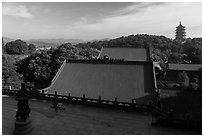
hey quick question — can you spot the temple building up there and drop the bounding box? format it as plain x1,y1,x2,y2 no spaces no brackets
175,21,186,41
43,59,157,105
98,47,151,61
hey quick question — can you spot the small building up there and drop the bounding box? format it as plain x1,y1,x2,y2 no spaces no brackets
166,63,202,83
98,46,162,71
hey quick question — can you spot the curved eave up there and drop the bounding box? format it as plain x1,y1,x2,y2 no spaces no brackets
176,25,185,28
176,32,185,35
176,28,185,30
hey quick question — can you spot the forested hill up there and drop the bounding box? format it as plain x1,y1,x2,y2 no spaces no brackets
74,34,202,64
2,34,202,89
75,34,172,49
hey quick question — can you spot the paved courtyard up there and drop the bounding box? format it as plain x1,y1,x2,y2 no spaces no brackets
2,96,201,135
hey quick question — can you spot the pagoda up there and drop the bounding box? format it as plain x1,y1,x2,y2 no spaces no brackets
175,21,186,41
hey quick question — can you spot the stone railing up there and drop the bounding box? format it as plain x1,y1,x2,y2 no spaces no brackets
3,89,201,130
3,89,150,111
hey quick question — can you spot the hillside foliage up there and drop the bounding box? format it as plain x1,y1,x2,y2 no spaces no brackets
2,54,23,89
2,34,202,89
5,39,36,54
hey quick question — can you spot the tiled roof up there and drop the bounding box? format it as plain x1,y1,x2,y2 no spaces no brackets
45,60,156,105
168,63,202,71
98,47,148,61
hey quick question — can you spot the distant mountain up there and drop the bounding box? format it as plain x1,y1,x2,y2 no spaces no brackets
26,41,58,48
89,38,111,42
3,37,112,48
28,38,85,44
26,38,86,48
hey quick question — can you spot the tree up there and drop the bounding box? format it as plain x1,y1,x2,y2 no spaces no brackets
17,43,89,89
5,39,30,54
182,39,202,64
2,54,22,89
28,44,36,54
17,52,52,89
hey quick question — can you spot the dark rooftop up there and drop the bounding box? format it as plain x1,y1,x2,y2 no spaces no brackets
98,47,149,61
44,60,156,104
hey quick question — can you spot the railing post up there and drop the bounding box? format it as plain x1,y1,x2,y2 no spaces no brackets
98,96,102,104
54,91,58,112
41,90,45,99
114,98,118,106
132,99,134,104
68,93,71,101
83,94,86,102
41,90,44,96
131,99,135,108
54,91,58,99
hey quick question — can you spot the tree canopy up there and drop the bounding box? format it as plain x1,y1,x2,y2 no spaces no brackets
5,39,36,55
2,54,23,89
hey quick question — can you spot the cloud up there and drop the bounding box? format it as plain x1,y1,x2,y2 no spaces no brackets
110,2,165,17
3,3,33,18
43,25,53,29
3,2,201,40
65,2,201,40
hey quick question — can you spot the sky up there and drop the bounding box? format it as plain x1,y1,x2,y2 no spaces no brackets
2,2,202,41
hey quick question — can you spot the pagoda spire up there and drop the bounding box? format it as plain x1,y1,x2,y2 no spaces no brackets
175,21,186,41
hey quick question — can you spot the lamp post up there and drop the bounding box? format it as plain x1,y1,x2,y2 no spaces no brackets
13,83,33,134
